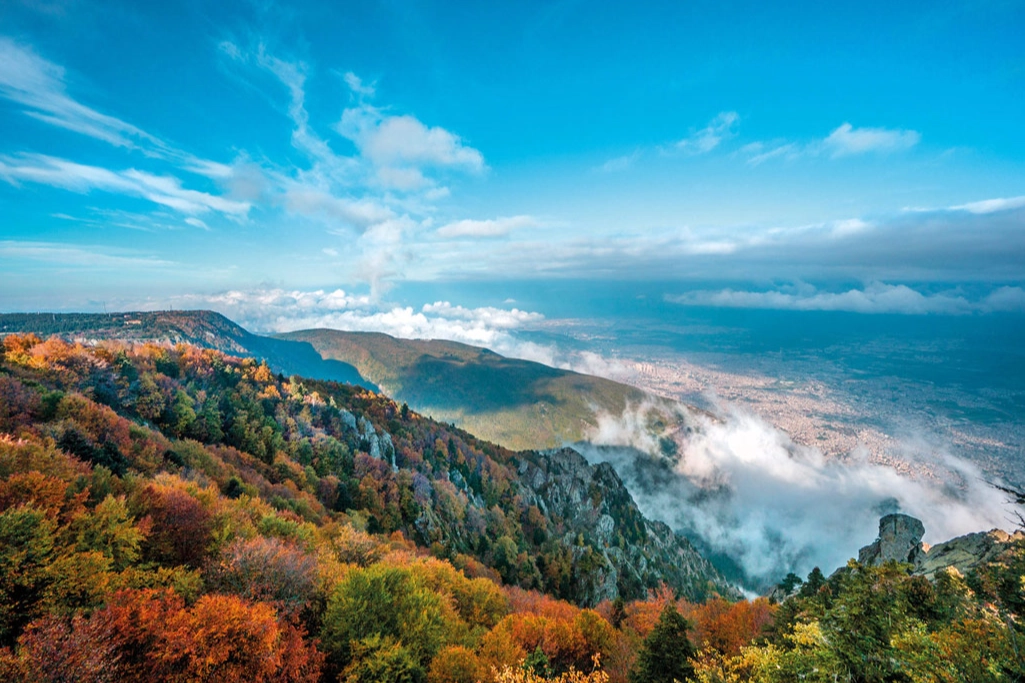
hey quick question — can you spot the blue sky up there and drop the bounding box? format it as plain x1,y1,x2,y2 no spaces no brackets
1,0,1024,327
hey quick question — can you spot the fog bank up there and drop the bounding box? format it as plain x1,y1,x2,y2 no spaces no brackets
577,401,1017,591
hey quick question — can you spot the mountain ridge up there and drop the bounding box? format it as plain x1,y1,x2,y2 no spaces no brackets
278,327,658,450
0,311,665,452
0,321,738,604
0,310,375,390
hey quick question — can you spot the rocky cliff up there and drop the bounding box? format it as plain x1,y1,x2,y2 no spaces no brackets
514,448,741,605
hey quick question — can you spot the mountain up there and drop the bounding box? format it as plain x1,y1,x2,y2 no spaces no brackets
1,312,668,452
0,311,375,391
277,329,656,451
0,330,735,605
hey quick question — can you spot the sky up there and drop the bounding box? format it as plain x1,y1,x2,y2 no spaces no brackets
1,0,1025,331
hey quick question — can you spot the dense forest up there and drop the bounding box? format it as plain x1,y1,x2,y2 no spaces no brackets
0,333,1023,682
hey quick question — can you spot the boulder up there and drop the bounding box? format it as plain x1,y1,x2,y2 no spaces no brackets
858,513,926,566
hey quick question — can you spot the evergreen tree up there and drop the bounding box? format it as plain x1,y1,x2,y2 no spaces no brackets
798,566,826,597
629,602,696,683
610,595,627,629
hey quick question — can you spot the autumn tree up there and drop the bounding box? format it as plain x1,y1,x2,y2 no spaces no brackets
204,535,319,619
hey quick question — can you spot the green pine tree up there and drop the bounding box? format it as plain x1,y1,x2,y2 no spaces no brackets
629,602,696,683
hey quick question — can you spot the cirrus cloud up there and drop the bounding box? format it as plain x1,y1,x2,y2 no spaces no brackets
0,153,251,217
674,111,739,155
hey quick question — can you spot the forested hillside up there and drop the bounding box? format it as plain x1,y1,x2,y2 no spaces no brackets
0,311,674,452
0,311,373,389
279,328,655,451
1,333,1023,682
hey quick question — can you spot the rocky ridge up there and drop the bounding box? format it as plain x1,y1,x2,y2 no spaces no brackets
858,512,1023,579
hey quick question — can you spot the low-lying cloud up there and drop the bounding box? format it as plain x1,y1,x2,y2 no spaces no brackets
667,282,1025,315
578,401,1017,591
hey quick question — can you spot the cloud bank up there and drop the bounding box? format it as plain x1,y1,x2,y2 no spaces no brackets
666,282,1025,315
150,287,635,381
457,201,1025,283
578,401,1017,591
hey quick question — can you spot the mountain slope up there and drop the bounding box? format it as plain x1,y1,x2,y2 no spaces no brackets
278,329,654,450
0,331,736,605
0,311,375,390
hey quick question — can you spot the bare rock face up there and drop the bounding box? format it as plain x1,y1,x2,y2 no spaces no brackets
857,513,1023,579
858,513,927,566
914,528,1025,579
515,448,741,606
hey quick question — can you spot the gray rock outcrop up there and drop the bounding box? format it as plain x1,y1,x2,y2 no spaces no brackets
914,528,1024,579
857,513,1023,579
858,513,927,566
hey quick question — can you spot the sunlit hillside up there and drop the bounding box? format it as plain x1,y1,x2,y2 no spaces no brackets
280,329,658,451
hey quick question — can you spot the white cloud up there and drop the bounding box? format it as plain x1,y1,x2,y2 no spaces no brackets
0,153,251,217
210,48,487,291
675,111,739,154
436,215,536,239
345,112,484,171
282,187,394,229
0,37,165,152
581,401,1013,589
172,287,543,347
822,122,921,157
950,195,1025,214
740,123,921,166
0,240,176,269
182,159,236,179
256,47,350,175
745,142,798,166
337,103,485,190
352,216,418,297
667,282,980,315
981,286,1025,312
342,71,375,97
424,186,451,201
830,218,871,238
596,151,640,173
421,301,544,328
